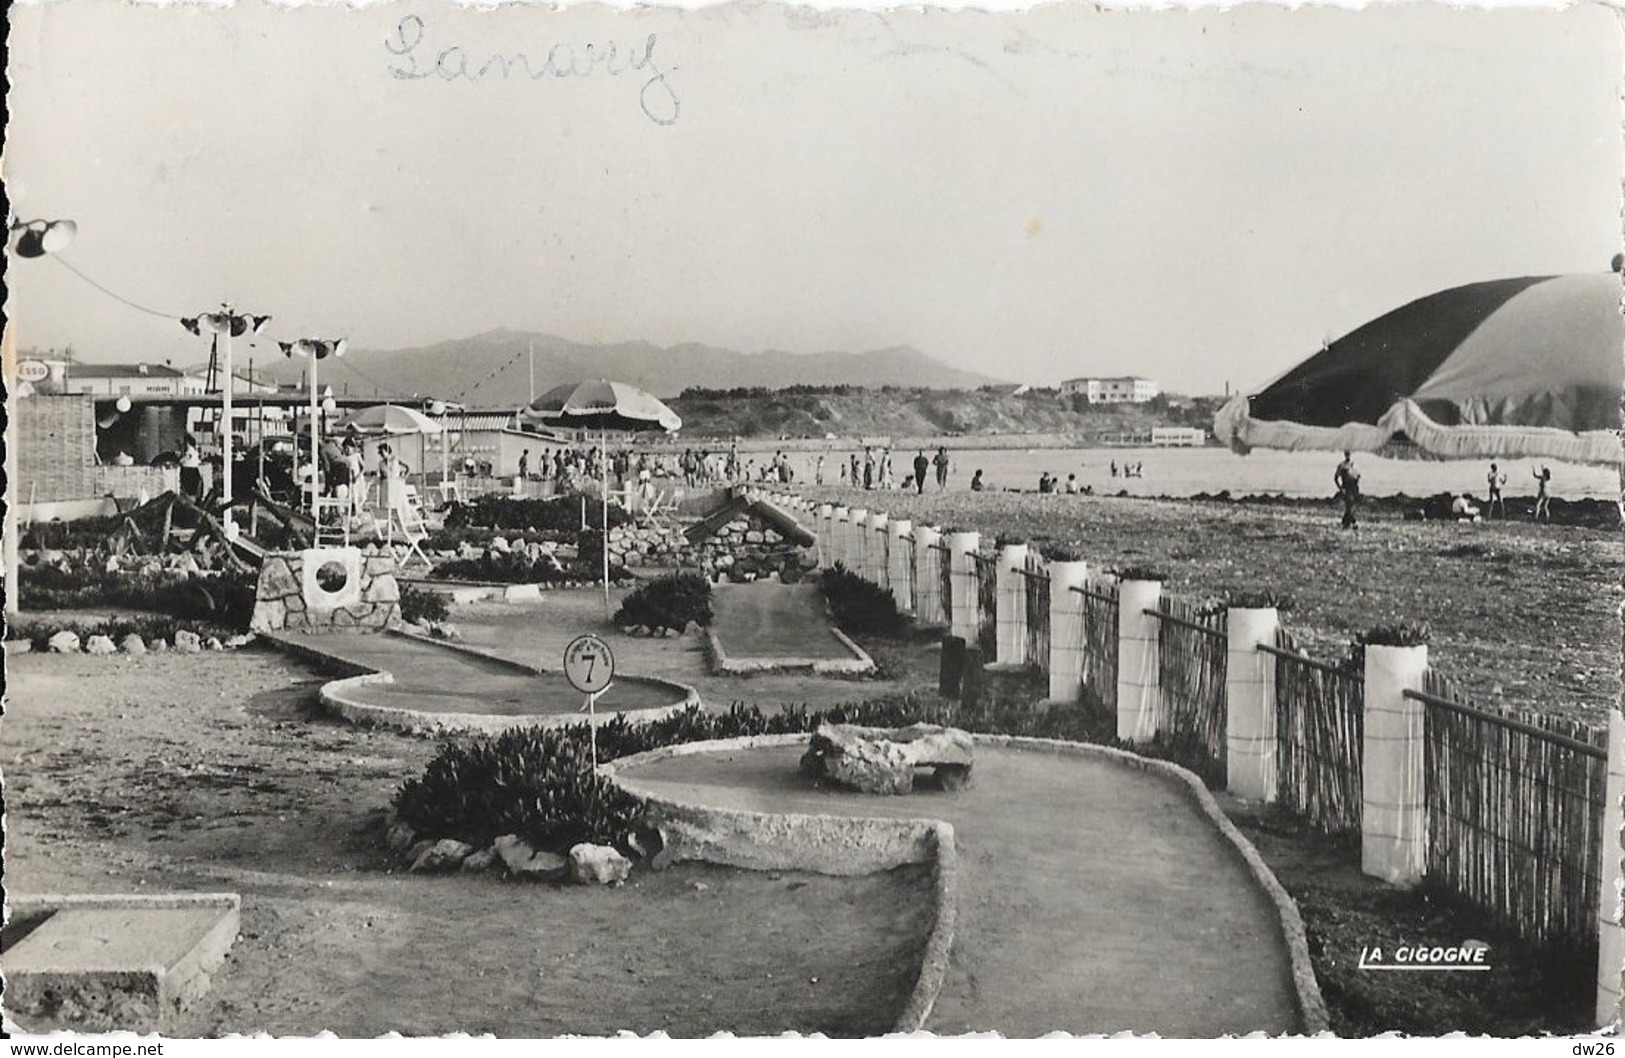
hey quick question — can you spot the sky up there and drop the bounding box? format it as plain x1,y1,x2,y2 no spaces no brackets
5,1,1620,394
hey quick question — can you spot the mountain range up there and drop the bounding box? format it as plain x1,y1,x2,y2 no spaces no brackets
251,329,1005,405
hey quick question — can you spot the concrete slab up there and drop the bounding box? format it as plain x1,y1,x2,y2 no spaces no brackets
3,894,240,1032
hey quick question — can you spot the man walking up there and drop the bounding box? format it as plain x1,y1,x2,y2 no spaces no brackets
1335,451,1361,530
912,449,930,494
933,446,951,490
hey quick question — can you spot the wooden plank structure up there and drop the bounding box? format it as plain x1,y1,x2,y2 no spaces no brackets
1153,596,1228,784
1264,627,1364,837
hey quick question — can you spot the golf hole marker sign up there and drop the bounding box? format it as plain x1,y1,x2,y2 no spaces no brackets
565,634,615,768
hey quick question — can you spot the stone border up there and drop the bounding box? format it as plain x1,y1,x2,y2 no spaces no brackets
603,734,953,1033
261,631,702,738
605,732,1328,1036
704,626,875,676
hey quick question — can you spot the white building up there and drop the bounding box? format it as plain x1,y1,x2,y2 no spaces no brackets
1059,376,1161,404
1151,426,1206,447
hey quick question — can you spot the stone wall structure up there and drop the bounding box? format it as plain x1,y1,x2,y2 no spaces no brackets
249,547,401,633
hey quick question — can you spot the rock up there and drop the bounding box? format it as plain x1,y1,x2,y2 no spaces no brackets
84,635,117,656
493,834,569,881
461,846,499,872
404,839,436,866
117,634,146,655
5,639,33,655
410,838,475,872
430,622,462,641
568,843,631,886
173,630,203,654
744,530,765,544
224,633,255,648
800,722,974,796
490,536,511,553
386,820,418,854
258,556,299,599
204,637,224,651
47,630,82,654
149,638,170,653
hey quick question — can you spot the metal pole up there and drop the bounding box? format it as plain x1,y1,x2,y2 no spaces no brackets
309,352,320,521
601,428,609,607
221,326,235,530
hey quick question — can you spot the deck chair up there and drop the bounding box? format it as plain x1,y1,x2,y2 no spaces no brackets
313,495,352,548
386,482,433,571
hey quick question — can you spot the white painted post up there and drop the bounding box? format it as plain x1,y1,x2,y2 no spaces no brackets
833,506,850,570
817,504,833,568
870,512,889,589
994,542,1029,667
1047,561,1089,703
889,519,913,613
1596,708,1625,1028
1116,578,1163,743
1360,643,1429,886
1225,606,1281,802
947,531,980,645
849,507,868,579
914,525,942,626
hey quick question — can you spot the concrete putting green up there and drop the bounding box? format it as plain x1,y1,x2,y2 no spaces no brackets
612,739,1308,1037
706,582,874,674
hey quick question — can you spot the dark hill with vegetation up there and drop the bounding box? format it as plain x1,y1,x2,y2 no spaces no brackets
669,385,1224,440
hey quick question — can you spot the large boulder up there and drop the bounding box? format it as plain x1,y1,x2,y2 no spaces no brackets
46,630,81,654
567,843,631,886
411,838,475,873
84,635,118,656
173,630,203,654
493,834,569,881
800,723,975,795
120,634,147,655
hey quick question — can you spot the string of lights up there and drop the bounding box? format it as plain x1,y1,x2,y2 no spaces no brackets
50,255,185,321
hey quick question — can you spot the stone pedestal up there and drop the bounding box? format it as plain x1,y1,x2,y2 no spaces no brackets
995,543,1029,666
1046,561,1089,703
947,531,981,645
913,525,943,626
889,520,914,613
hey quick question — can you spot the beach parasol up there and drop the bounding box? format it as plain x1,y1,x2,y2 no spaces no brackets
334,404,444,436
518,380,683,602
1213,272,1624,468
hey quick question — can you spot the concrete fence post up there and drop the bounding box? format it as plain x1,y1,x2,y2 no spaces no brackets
833,506,850,570
849,507,868,579
914,525,943,626
947,531,981,645
1596,708,1625,1028
817,504,833,568
870,512,889,589
1046,560,1089,703
1360,643,1429,886
994,542,1029,667
1225,606,1280,802
1116,578,1163,743
889,519,913,613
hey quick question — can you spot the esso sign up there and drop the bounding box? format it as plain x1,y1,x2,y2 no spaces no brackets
16,359,50,383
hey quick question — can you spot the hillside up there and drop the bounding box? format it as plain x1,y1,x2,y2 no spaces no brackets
252,329,1004,403
669,387,1223,440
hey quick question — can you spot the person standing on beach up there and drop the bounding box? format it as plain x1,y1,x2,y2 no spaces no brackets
913,449,930,494
1533,466,1552,522
1334,451,1361,529
933,446,950,490
863,447,875,490
816,454,826,485
1486,463,1507,518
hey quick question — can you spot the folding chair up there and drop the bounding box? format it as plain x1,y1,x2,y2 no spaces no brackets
313,496,352,548
387,483,433,571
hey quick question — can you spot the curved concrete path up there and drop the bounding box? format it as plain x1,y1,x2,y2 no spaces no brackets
618,741,1304,1037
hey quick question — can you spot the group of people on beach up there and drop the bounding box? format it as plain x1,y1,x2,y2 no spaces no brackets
1108,460,1144,479
1336,451,1559,528
837,445,952,493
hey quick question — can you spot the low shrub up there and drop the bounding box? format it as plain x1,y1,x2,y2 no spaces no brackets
442,496,631,533
1111,564,1168,582
1226,588,1295,611
613,572,713,632
820,563,910,638
430,552,571,585
18,565,258,631
399,585,450,625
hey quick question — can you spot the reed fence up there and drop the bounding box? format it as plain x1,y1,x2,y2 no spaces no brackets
1152,596,1227,784
1020,555,1050,672
1415,668,1608,950
1074,577,1118,713
932,543,953,629
1265,627,1364,837
972,552,998,657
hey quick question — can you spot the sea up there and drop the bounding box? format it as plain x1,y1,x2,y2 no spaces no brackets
750,445,1620,501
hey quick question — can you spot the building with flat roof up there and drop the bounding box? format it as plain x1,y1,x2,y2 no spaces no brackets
1059,376,1161,404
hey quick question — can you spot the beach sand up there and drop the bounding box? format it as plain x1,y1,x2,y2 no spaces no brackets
793,487,1621,721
